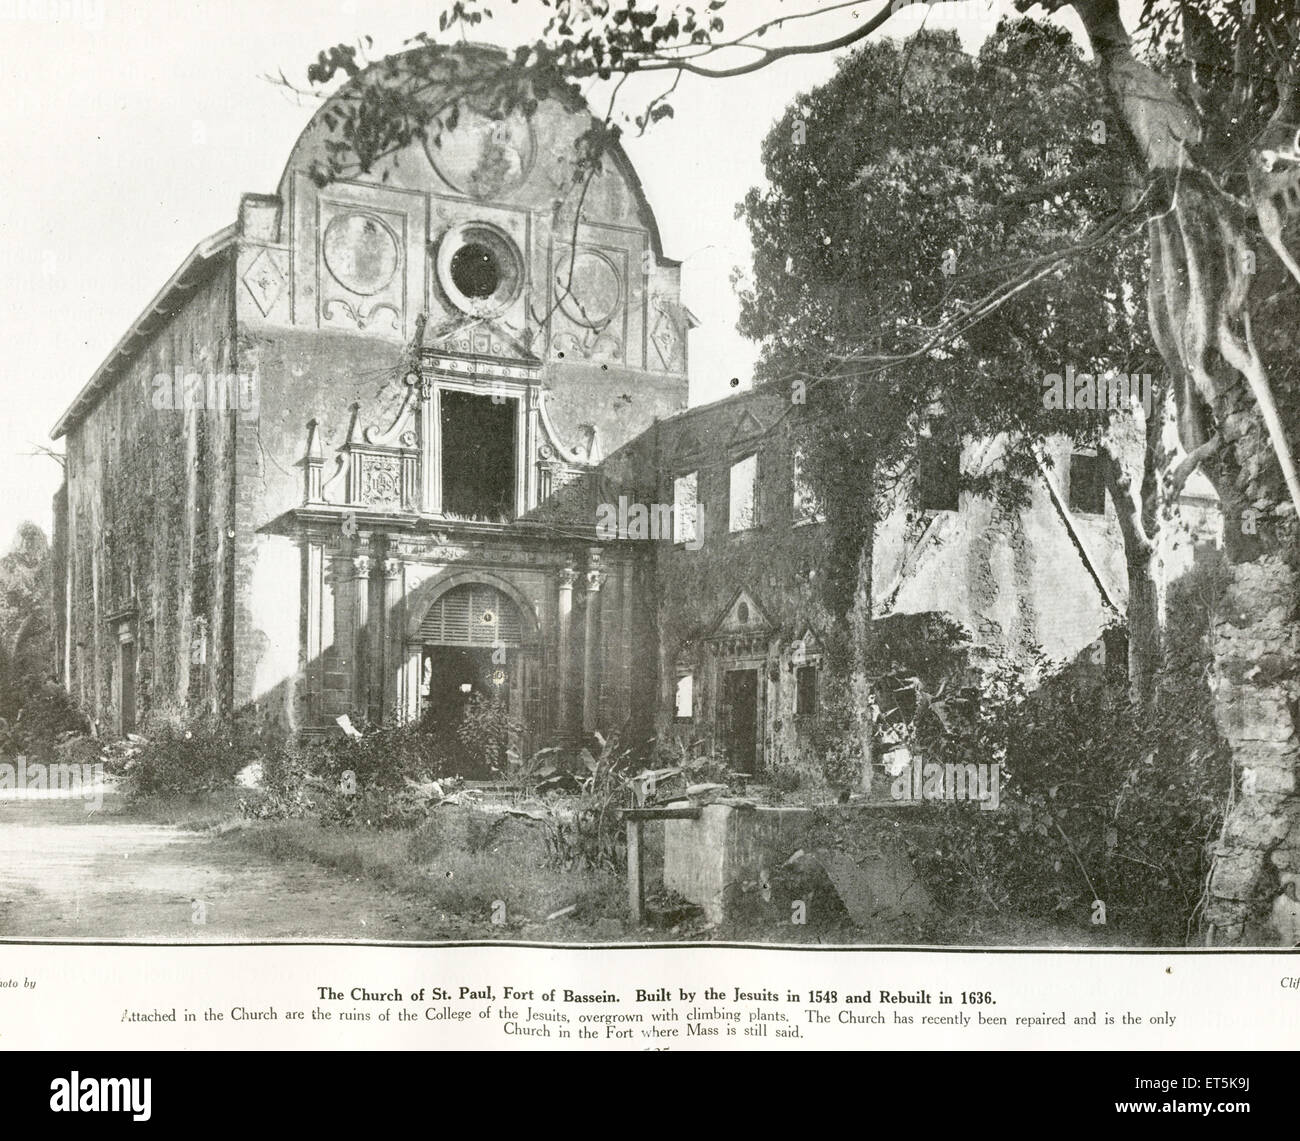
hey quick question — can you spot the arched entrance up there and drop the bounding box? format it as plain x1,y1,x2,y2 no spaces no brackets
411,580,541,771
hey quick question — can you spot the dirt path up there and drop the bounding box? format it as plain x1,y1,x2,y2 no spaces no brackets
0,782,438,941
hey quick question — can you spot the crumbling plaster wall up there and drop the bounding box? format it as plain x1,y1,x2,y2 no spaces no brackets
634,390,1129,779
61,267,238,731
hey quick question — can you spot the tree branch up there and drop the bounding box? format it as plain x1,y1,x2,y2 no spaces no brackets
631,1,899,79
1163,433,1219,501
996,163,1117,208
1099,442,1155,557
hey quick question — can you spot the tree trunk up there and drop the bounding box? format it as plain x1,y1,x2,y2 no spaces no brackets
1125,545,1162,709
1044,0,1300,942
1193,304,1300,943
1099,419,1164,710
849,528,877,793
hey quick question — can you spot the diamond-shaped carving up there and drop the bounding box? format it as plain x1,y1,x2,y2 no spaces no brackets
650,295,681,370
242,247,287,317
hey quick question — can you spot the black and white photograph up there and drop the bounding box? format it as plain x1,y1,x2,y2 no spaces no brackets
0,0,1298,1066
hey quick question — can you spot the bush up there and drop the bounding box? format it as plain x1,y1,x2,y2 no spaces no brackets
117,714,269,800
307,720,450,829
241,743,317,820
316,783,435,829
536,733,633,872
0,681,88,760
313,719,446,786
900,619,1229,944
454,692,518,776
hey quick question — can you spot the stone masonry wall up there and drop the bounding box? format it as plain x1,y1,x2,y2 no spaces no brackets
61,264,238,731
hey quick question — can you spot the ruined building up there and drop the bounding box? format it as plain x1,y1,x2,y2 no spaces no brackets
49,50,1213,780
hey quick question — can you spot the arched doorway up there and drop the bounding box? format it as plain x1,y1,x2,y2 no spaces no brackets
413,581,540,772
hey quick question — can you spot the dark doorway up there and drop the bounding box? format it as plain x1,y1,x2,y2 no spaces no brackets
421,645,508,775
440,390,516,520
118,641,136,735
723,668,759,774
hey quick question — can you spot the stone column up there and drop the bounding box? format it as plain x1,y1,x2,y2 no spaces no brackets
381,557,402,724
619,555,634,728
556,563,577,736
582,550,606,733
305,543,324,724
351,553,371,719
403,645,422,724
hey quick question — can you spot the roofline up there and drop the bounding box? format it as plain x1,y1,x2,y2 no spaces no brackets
50,223,238,441
655,381,775,427
275,44,682,266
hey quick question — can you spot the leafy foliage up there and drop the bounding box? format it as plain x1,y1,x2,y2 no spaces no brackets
0,523,56,725
240,744,317,821
537,733,634,872
306,719,451,828
736,20,1152,613
115,715,270,800
0,681,88,761
454,691,518,777
899,560,1232,943
1138,0,1298,181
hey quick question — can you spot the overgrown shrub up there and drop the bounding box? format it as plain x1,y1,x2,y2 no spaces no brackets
241,743,317,820
537,734,632,872
898,561,1231,945
116,714,269,799
317,783,436,829
454,692,517,776
0,681,88,760
307,720,449,829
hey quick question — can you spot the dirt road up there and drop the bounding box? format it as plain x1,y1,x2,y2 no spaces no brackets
0,782,437,941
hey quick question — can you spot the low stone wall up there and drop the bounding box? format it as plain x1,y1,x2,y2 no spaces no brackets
664,803,812,923
664,802,933,926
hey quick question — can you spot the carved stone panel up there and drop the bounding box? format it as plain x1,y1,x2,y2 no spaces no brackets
649,294,685,373
549,242,628,364
292,175,427,339
348,448,417,511
240,246,289,318
425,99,537,201
319,207,405,333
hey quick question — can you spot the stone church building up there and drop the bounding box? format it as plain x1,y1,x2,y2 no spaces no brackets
49,49,1205,780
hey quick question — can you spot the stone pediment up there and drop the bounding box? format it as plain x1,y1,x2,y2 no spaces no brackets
708,587,773,639
670,428,705,469
727,410,766,446
791,626,823,664
422,317,542,374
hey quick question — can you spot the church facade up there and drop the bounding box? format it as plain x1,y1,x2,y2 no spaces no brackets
50,50,1195,780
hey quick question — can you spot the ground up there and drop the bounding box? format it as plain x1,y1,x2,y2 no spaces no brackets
0,776,1131,946
0,784,439,941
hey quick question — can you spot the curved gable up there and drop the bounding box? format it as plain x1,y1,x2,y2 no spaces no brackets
237,45,689,415
273,47,671,258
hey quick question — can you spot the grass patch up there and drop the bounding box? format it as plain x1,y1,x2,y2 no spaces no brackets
109,785,251,830
233,807,625,930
